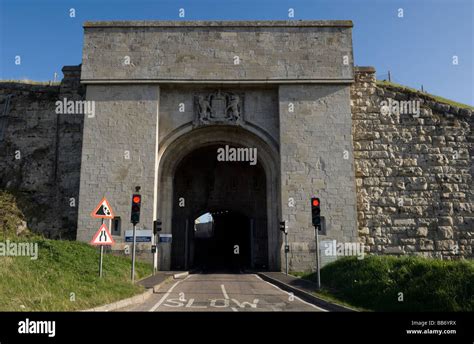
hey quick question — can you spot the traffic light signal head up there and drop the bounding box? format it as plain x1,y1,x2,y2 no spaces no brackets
153,219,162,235
311,197,321,227
131,194,141,225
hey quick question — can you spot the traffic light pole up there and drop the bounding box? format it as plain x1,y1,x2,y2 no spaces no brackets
284,230,288,275
315,226,321,289
131,223,137,282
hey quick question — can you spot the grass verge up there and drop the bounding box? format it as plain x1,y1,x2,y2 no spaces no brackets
296,256,474,311
0,237,153,311
0,190,153,311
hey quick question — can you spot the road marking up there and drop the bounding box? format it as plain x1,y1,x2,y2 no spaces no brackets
149,275,191,312
220,284,229,299
253,274,328,312
220,284,238,312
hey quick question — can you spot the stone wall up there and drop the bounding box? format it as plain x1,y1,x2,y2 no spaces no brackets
352,66,473,259
76,84,160,247
0,66,85,238
279,84,358,270
1,63,472,261
81,21,353,82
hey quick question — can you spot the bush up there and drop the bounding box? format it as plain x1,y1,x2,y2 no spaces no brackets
306,255,474,311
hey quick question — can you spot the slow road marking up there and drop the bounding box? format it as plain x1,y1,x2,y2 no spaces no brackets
149,275,190,312
221,284,238,312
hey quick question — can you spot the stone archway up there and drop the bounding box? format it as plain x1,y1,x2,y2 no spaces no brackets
157,125,280,271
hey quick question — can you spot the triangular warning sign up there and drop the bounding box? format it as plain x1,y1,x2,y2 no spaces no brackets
90,223,115,246
91,197,114,219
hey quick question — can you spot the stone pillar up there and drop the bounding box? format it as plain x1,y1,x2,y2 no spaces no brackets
279,84,358,272
77,84,160,263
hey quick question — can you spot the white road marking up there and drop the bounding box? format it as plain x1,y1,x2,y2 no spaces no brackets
253,274,328,312
149,275,191,312
220,284,238,312
220,284,229,299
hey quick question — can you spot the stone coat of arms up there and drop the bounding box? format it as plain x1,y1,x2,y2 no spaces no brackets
195,90,243,126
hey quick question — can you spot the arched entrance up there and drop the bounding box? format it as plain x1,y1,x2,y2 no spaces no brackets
171,144,267,270
157,125,280,271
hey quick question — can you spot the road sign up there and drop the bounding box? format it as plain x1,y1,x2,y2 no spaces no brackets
125,229,152,243
159,234,172,243
90,223,115,246
91,197,114,219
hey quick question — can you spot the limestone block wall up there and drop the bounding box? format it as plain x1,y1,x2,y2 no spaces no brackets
352,67,473,258
76,84,160,246
0,66,84,238
279,84,358,271
81,21,353,82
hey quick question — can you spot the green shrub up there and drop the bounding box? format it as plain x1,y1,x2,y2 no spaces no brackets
305,256,474,311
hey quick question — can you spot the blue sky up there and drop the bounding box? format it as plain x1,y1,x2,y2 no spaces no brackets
0,0,473,105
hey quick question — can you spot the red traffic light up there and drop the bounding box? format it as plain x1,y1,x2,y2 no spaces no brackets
133,195,141,204
312,198,320,207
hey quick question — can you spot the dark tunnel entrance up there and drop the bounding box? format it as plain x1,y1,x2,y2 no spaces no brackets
194,211,251,272
171,144,268,271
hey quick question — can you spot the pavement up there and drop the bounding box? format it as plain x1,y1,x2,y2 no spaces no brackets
137,271,182,289
119,273,327,312
257,272,355,312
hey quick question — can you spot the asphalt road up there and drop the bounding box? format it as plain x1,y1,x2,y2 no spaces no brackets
124,273,326,312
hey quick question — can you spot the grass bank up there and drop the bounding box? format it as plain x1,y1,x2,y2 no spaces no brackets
297,255,474,311
0,190,153,311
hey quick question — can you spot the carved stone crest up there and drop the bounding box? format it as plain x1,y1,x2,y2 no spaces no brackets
195,90,243,126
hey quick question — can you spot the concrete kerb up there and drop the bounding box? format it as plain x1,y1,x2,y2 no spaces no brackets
257,272,357,312
83,272,188,312
173,271,189,279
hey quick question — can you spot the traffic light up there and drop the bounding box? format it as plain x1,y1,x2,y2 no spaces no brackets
130,194,141,225
279,221,286,231
153,219,162,235
311,197,321,228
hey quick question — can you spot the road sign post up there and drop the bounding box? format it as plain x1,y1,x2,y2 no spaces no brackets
99,218,104,278
90,221,115,278
99,245,104,278
90,198,115,278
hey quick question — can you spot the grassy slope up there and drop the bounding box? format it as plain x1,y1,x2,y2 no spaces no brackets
296,256,474,312
0,191,153,311
0,80,60,86
377,80,474,110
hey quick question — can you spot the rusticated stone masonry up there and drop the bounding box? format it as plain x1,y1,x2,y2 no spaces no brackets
352,67,473,259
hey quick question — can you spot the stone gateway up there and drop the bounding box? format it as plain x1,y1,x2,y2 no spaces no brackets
0,20,472,272
77,20,357,271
